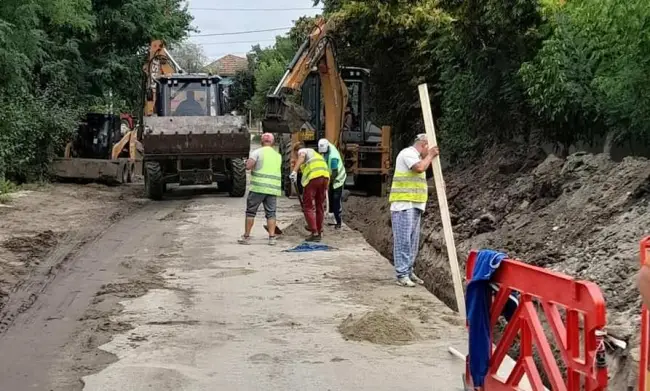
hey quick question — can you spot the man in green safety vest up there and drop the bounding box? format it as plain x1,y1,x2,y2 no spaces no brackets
318,138,346,229
389,133,439,287
238,133,282,246
290,142,331,242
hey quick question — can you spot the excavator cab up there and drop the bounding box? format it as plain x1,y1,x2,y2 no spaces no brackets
71,113,124,159
152,74,228,117
297,66,381,145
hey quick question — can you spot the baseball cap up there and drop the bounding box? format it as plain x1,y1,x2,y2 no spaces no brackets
318,138,329,153
261,133,274,144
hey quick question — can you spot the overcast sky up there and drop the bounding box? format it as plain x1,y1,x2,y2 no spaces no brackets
186,0,322,61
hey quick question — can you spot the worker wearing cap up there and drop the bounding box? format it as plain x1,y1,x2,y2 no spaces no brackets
290,142,330,242
238,133,282,246
318,138,346,229
389,133,439,287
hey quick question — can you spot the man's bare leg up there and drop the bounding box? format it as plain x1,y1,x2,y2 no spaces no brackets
267,218,277,236
244,217,255,237
238,217,256,244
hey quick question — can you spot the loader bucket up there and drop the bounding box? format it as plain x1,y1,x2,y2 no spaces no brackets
52,158,125,184
263,94,312,134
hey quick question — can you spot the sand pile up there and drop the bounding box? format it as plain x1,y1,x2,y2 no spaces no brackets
338,309,420,345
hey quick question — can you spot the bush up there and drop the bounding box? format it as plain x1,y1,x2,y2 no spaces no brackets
0,85,80,183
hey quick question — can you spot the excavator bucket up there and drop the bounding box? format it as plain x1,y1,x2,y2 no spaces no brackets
262,94,312,134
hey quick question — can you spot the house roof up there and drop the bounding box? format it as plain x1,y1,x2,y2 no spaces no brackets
205,54,248,77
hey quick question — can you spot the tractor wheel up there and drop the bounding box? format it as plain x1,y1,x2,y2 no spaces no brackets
278,134,293,197
144,161,164,200
228,158,246,198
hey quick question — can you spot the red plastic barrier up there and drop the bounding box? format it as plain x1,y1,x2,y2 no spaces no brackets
639,237,650,391
465,250,608,391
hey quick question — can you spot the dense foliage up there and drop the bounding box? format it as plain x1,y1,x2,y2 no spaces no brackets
3,0,649,181
231,16,318,118
307,0,650,159
0,0,192,182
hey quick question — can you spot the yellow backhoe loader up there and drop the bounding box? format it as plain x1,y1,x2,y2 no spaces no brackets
263,18,391,196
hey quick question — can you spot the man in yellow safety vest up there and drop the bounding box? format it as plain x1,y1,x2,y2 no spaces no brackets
318,138,346,229
238,133,282,246
290,142,330,242
389,133,439,287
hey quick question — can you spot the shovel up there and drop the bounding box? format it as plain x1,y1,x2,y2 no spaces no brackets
264,181,303,235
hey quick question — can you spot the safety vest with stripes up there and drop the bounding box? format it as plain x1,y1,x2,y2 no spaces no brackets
388,168,428,204
300,150,330,187
324,143,347,189
250,146,282,196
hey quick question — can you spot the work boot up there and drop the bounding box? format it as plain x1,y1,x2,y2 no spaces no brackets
237,235,250,245
396,276,416,288
305,233,322,242
410,273,424,285
268,236,277,246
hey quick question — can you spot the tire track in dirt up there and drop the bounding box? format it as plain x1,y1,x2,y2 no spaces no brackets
0,203,142,335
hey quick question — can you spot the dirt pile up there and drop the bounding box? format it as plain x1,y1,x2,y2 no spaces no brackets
345,145,650,388
338,309,420,345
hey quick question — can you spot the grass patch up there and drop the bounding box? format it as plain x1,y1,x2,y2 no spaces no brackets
0,179,17,194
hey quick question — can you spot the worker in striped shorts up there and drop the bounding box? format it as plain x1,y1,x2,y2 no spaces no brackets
389,133,439,287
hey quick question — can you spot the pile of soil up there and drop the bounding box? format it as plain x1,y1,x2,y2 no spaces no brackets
338,309,420,345
344,145,650,388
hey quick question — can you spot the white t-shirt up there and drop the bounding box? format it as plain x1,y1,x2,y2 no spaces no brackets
249,147,265,171
390,146,426,212
298,148,317,162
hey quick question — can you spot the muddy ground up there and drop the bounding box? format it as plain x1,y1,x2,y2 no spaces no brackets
345,145,650,389
0,184,146,324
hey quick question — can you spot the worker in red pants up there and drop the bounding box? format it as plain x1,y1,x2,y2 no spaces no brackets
290,142,330,242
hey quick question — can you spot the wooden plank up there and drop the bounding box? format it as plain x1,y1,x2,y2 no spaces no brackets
448,346,546,391
418,83,466,319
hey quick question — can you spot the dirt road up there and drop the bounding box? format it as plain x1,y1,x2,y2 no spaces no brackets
0,184,466,390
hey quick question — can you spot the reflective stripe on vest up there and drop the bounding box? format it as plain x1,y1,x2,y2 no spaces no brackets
325,144,347,189
388,170,428,203
250,146,282,196
300,150,330,187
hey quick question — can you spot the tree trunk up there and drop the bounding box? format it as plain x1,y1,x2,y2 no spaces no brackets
603,130,618,157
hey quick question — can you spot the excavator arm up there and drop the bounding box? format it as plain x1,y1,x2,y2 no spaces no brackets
143,40,184,117
263,18,348,147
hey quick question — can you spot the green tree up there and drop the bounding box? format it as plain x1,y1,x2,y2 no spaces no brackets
0,0,193,182
170,40,207,73
229,69,256,114
520,0,650,153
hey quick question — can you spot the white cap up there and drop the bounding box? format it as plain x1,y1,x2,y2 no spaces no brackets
318,138,329,153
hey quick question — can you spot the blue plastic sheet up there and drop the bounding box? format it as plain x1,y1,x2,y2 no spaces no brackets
283,242,335,253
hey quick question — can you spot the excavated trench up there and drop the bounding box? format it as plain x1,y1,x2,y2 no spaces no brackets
344,145,650,389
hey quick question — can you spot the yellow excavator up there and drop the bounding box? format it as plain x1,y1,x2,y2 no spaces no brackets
263,18,391,196
52,113,142,184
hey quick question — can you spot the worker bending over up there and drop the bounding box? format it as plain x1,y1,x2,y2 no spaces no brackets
318,138,346,229
290,142,330,242
389,133,439,287
238,133,282,246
